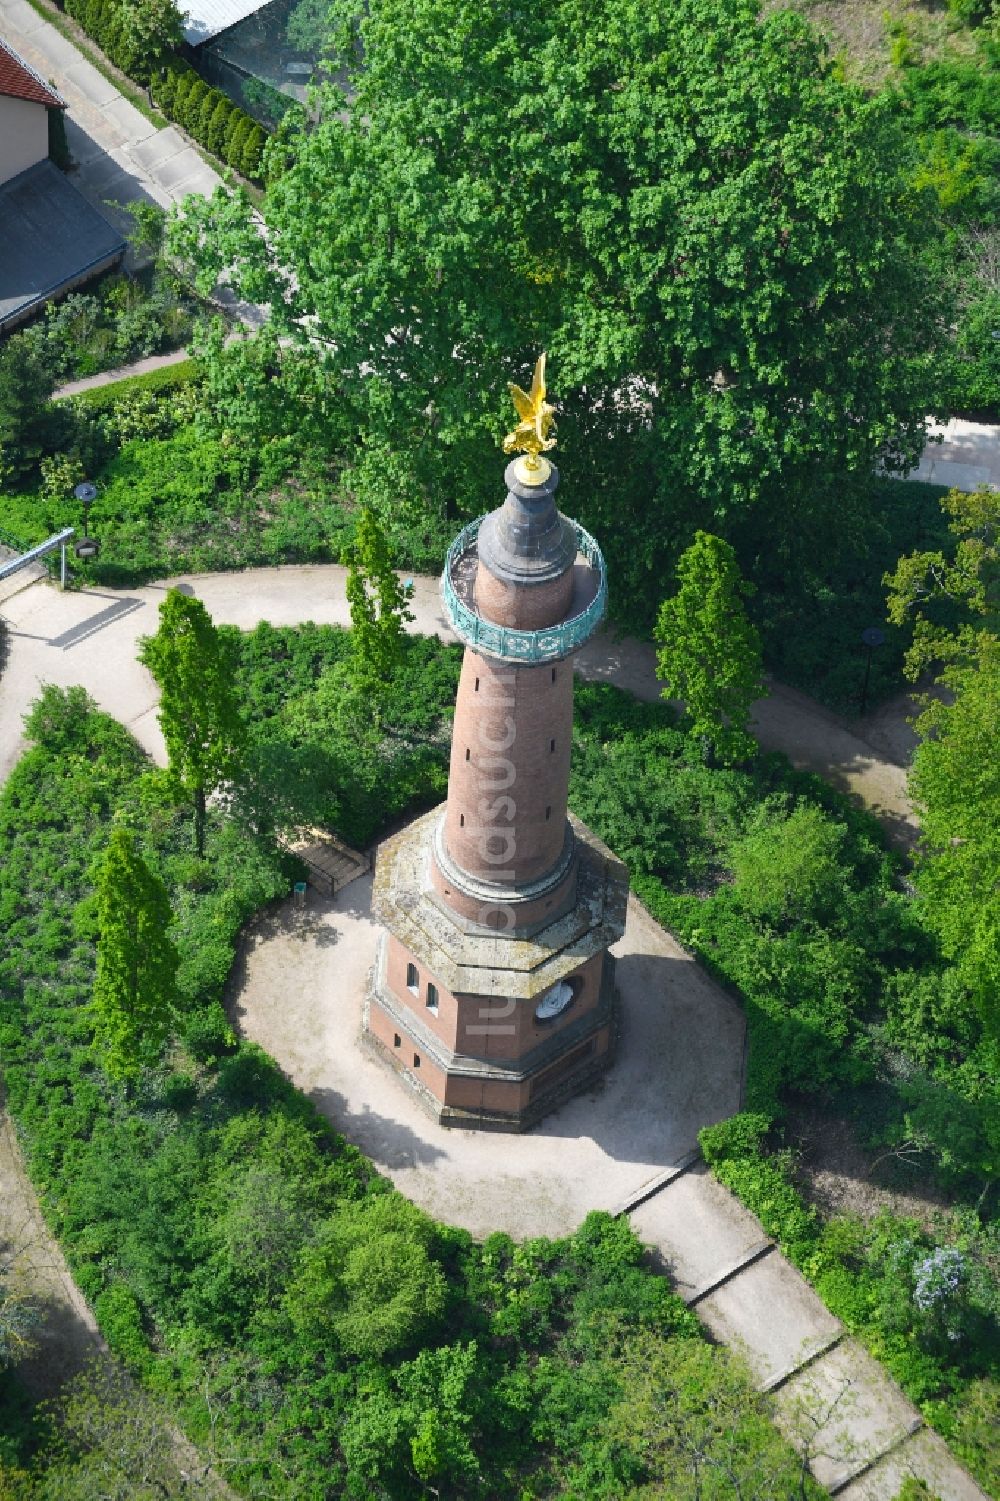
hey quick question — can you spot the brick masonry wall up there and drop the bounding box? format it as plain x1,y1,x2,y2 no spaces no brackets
442,648,574,888
384,934,605,1063
475,561,574,629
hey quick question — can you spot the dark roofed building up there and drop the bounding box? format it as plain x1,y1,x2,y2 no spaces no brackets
0,37,125,331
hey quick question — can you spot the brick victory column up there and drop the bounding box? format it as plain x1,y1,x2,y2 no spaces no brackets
365,356,628,1130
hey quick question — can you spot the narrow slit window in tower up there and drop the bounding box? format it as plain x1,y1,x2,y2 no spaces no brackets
406,962,418,994
545,806,551,820
393,1033,401,1048
460,813,465,827
551,668,556,682
413,1053,421,1069
550,738,556,753
465,747,470,761
426,983,438,1014
475,677,480,691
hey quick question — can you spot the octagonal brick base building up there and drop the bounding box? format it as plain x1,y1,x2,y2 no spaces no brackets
364,454,629,1131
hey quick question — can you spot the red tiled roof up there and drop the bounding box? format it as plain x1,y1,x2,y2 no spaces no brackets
0,36,65,108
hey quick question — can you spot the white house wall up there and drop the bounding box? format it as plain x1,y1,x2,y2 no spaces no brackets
0,94,48,185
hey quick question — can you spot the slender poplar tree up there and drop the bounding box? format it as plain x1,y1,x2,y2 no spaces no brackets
92,826,177,1080
139,589,244,857
654,530,764,765
345,505,414,707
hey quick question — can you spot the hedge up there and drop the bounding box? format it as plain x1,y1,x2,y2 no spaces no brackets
59,0,269,181
151,61,267,180
58,357,202,415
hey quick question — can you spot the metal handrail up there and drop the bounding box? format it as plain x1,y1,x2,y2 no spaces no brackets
441,515,607,663
0,527,75,582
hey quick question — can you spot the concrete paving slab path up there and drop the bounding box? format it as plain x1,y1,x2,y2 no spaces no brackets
629,1162,769,1301
837,1426,991,1501
775,1338,924,1493
54,347,192,398
0,560,920,841
695,1249,842,1388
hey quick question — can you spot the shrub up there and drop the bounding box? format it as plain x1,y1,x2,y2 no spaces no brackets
64,358,201,416
947,290,1000,417
39,451,86,505
181,79,208,133
729,802,849,927
94,1285,151,1373
898,57,1000,135
241,123,266,179
699,1112,772,1167
205,95,233,156
894,1481,941,1501
223,110,248,163
182,1002,234,1062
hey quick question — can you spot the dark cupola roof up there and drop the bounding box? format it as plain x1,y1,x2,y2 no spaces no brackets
477,459,576,588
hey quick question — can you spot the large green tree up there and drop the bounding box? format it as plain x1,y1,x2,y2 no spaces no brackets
654,530,764,764
92,825,178,1080
167,0,943,616
887,486,1000,1034
286,1194,447,1360
605,1330,822,1497
906,641,1000,1037
139,590,244,857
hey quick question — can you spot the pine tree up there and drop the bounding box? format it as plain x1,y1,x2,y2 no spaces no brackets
0,334,71,487
654,530,764,765
172,67,194,123
139,590,245,856
152,65,177,116
92,826,177,1080
182,80,208,135
345,506,414,710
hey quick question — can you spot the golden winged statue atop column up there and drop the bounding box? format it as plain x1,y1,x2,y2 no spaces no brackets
503,352,557,480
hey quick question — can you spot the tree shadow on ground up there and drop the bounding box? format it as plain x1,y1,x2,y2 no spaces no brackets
244,900,342,951
309,1083,447,1172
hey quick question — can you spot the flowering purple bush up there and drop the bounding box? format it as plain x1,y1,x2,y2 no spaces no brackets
914,1247,967,1312
913,1247,968,1343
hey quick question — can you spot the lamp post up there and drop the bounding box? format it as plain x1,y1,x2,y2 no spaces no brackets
73,481,100,562
859,625,885,716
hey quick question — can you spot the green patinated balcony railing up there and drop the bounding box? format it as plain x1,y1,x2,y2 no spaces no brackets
441,516,607,663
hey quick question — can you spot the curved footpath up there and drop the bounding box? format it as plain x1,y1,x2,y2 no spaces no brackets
0,565,984,1499
0,563,919,841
